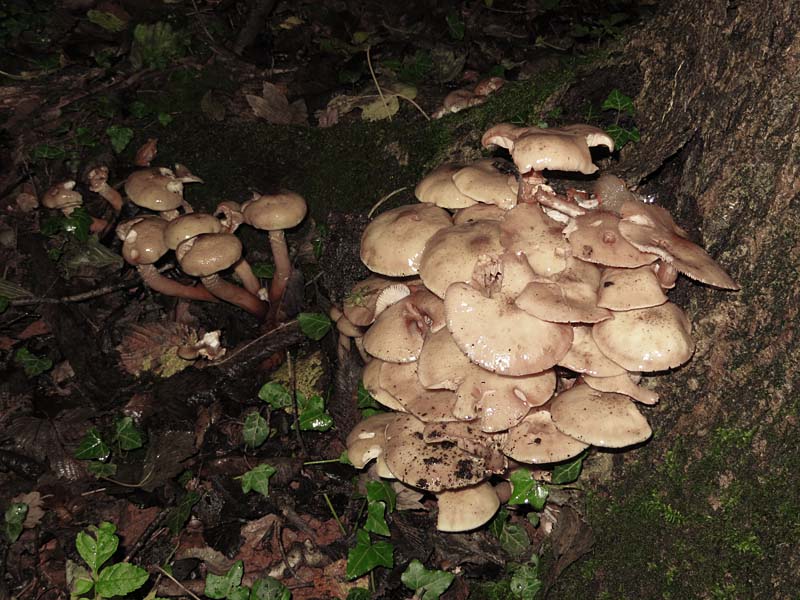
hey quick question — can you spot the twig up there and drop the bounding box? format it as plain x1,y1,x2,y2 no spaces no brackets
323,493,347,536
275,520,304,582
156,566,204,600
288,351,307,456
368,186,407,218
124,509,167,563
394,93,431,120
366,46,391,122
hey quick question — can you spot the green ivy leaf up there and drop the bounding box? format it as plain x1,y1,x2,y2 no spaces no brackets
75,427,111,461
401,559,455,600
87,461,117,478
551,451,587,485
488,508,509,538
86,9,127,32
4,502,27,542
499,523,531,558
157,112,173,126
602,89,635,116
243,411,269,448
76,522,118,573
445,12,465,40
251,262,275,278
346,529,394,579
297,312,332,340
165,491,200,535
258,382,292,409
205,560,244,599
240,464,277,497
113,416,143,451
296,393,333,431
95,562,149,597
229,586,250,600
510,563,542,598
338,450,352,465
605,124,640,149
364,500,389,537
106,125,133,154
366,480,396,513
128,100,150,118
357,382,380,410
14,347,53,377
32,145,67,160
346,588,371,600
250,576,291,600
508,468,549,509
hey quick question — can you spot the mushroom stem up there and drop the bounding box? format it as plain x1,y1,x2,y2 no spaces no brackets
201,273,267,319
136,265,219,302
518,170,546,204
267,228,292,318
233,258,262,296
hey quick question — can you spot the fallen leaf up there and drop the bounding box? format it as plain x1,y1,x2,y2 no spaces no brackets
11,491,45,529
18,319,50,340
246,82,307,125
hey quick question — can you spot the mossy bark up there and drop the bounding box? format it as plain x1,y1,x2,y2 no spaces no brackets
550,0,800,597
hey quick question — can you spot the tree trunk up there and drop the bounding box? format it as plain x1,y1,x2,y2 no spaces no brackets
551,0,800,597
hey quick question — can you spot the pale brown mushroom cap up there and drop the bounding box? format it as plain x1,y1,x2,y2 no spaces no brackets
453,203,507,225
418,220,504,298
379,362,457,422
415,163,477,209
597,266,668,311
362,358,407,412
163,213,223,250
500,203,570,276
550,385,652,448
583,372,659,405
241,191,307,231
444,281,573,375
360,204,452,276
343,275,399,327
42,181,83,214
383,413,488,491
502,410,589,463
125,168,185,212
345,412,399,468
176,232,243,277
417,327,473,390
374,284,412,318
117,216,169,265
592,302,695,372
593,174,638,214
558,325,627,377
564,212,658,268
422,420,507,470
436,482,500,532
469,252,537,300
451,159,519,210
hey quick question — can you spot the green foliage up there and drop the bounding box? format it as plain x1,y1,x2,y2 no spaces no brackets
508,469,549,509
106,125,133,154
258,382,333,433
509,561,543,598
258,382,292,409
239,464,277,497
113,416,143,451
75,418,144,477
364,500,389,536
75,427,111,461
13,347,53,377
165,491,200,535
0,296,9,313
499,522,532,558
130,22,188,70
401,559,455,600
243,411,270,448
346,589,371,600
86,10,126,32
357,382,383,416
72,522,149,598
205,561,245,599
346,529,394,579
205,561,291,600
41,206,92,242
551,451,587,485
0,0,51,49
297,312,332,340
87,462,117,478
601,89,639,149
366,480,397,513
445,11,465,41
251,262,275,278
4,502,27,542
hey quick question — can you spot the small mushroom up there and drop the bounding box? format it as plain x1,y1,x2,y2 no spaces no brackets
502,410,589,463
415,163,477,209
125,167,200,219
558,325,626,377
499,203,570,276
345,412,399,468
564,212,658,268
87,167,124,213
596,265,668,311
451,159,519,210
379,362,457,422
436,482,500,532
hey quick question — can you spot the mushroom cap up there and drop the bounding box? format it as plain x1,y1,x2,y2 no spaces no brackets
558,325,627,377
241,191,307,231
418,220,505,298
362,289,445,363
593,174,637,214
345,412,399,468
118,216,169,265
550,385,652,448
596,266,668,311
176,232,243,277
379,362,457,422
415,163,477,209
417,327,473,390
125,168,185,212
451,159,519,210
163,213,223,250
500,203,570,276
383,413,488,491
436,482,500,532
502,410,589,463
362,359,406,411
360,204,452,276
583,372,659,405
592,302,694,372
444,281,573,375
42,181,82,212
453,203,507,225
422,421,507,471
343,275,399,327
565,212,658,268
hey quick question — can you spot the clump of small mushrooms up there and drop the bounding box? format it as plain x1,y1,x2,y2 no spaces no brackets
345,121,738,532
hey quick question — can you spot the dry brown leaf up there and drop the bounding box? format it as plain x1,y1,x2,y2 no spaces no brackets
246,82,308,125
11,491,45,529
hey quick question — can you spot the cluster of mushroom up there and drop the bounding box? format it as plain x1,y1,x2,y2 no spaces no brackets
345,122,738,532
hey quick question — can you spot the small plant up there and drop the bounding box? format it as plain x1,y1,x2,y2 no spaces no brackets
205,560,291,600
601,88,640,149
74,417,144,478
14,347,53,377
297,312,333,340
68,522,149,599
346,481,396,580
237,463,276,498
4,502,27,542
129,22,189,70
401,559,455,599
257,381,333,432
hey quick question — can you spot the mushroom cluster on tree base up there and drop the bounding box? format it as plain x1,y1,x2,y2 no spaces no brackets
345,121,738,532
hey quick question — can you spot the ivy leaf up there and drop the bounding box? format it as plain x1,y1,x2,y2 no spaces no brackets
4,503,28,542
488,508,509,538
240,464,277,497
499,523,531,558
401,559,455,600
445,11,465,40
298,312,332,341
366,480,396,513
346,589,371,600
243,411,269,448
364,500,390,537
32,145,66,159
510,563,542,598
605,124,640,149
551,451,587,485
113,416,143,451
601,89,635,116
95,562,149,597
251,262,275,278
357,382,380,410
14,347,53,377
258,382,292,409
166,491,200,535
229,586,250,600
296,393,333,431
75,427,111,461
250,576,291,600
205,560,244,599
106,125,134,154
62,207,93,241
86,9,127,32
87,461,117,478
339,450,352,465
76,522,118,573
508,468,549,509
346,529,394,579
157,112,173,126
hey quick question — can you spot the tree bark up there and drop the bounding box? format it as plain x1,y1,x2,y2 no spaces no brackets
551,0,800,597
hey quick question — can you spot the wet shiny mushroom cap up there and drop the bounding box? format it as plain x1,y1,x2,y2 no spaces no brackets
583,372,659,405
125,168,185,212
417,327,473,390
415,163,477,209
451,158,519,210
343,275,400,327
176,232,243,277
453,203,507,225
362,358,406,412
117,216,169,265
597,265,668,311
436,482,500,532
558,325,627,377
42,181,83,213
592,302,694,372
345,412,399,468
383,413,488,492
550,384,652,448
565,212,658,268
163,213,223,250
360,204,452,276
500,203,570,276
379,362,457,422
241,191,307,231
502,410,589,463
